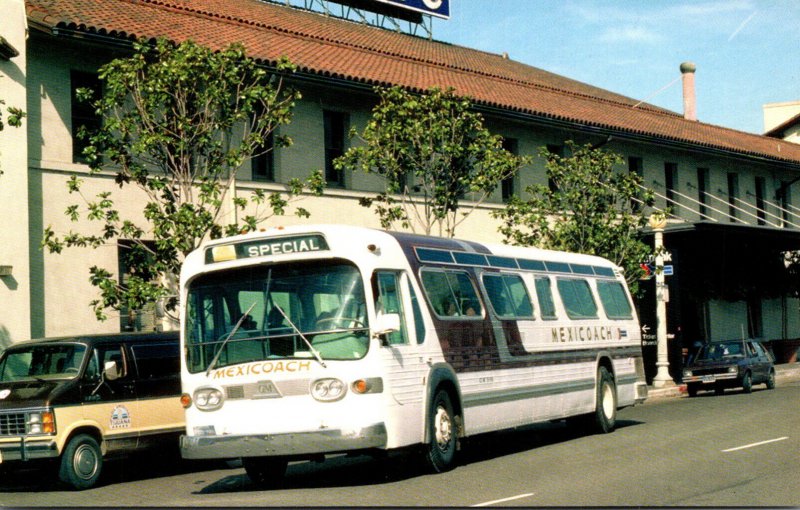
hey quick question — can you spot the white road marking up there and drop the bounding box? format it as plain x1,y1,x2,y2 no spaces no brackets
472,493,535,507
722,436,789,453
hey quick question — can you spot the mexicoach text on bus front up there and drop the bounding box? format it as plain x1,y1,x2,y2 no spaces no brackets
206,234,329,263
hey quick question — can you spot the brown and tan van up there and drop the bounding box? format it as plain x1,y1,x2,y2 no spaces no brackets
0,332,182,489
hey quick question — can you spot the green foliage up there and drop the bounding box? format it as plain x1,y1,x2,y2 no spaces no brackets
493,140,654,294
338,86,530,237
42,38,324,321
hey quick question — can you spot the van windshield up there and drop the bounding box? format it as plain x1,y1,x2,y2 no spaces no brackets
0,343,88,382
185,260,370,373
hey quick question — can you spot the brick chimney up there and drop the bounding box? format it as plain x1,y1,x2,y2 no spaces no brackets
680,61,697,121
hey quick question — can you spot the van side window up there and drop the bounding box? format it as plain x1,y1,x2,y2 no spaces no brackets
96,345,127,378
132,343,180,379
483,273,534,319
534,276,558,320
421,269,483,318
596,280,634,319
557,278,598,319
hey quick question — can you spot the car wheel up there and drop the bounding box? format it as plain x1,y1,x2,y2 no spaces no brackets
59,434,103,490
687,383,699,397
592,367,617,433
243,456,288,488
766,369,776,390
742,371,753,393
424,389,458,473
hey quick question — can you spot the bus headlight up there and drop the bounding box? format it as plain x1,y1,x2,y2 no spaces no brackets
311,378,346,402
193,387,224,411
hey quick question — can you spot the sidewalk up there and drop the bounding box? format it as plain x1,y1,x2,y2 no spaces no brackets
645,362,800,399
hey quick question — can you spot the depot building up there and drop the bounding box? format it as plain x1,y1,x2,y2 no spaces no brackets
2,0,800,382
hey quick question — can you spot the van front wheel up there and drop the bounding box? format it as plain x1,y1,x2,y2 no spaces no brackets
59,434,103,490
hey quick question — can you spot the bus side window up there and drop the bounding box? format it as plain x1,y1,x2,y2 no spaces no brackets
535,276,558,320
421,269,483,318
483,273,534,319
596,280,633,319
374,271,408,345
556,278,599,319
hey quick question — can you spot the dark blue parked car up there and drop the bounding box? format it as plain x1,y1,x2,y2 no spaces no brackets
682,340,775,397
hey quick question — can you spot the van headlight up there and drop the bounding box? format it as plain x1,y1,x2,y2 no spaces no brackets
193,387,224,411
683,369,692,377
27,410,55,435
311,378,346,402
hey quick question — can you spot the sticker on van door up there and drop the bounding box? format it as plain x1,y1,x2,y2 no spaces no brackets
110,405,131,429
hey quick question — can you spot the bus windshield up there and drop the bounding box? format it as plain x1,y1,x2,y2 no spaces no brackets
185,260,370,373
0,343,88,382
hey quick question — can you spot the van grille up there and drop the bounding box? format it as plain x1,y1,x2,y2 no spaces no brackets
0,412,26,436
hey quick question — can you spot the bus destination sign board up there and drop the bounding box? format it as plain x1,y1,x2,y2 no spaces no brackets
205,234,329,264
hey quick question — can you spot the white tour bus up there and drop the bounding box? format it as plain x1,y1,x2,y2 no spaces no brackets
178,224,647,485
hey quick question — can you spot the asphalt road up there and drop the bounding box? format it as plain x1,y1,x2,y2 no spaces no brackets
1,374,798,507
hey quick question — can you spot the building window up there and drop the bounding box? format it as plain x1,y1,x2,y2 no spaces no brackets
628,157,643,211
727,172,739,222
70,70,101,164
546,144,563,193
252,131,275,182
664,163,678,207
324,110,348,187
755,176,766,225
697,168,709,219
501,137,519,202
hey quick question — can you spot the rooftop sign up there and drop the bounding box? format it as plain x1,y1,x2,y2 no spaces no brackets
376,0,450,19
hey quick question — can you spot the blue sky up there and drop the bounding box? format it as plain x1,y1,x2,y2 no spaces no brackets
430,1,799,134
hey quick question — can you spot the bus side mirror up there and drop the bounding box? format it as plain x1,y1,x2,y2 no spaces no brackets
373,313,400,336
103,361,120,381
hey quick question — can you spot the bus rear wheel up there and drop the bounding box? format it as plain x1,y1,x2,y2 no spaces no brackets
424,389,457,473
592,367,617,433
243,456,288,488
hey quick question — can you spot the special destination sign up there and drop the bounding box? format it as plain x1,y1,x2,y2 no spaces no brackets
205,234,329,264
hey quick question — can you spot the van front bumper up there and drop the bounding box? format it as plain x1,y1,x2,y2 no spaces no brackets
180,422,387,459
0,438,59,462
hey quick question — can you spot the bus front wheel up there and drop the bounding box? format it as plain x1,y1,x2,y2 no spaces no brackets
424,389,457,473
243,456,288,488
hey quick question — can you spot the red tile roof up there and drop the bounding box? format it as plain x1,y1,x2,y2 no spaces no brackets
25,0,800,165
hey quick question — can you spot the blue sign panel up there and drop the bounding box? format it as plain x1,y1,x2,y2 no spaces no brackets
376,0,450,19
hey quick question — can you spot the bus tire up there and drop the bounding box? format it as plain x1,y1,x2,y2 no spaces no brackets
592,367,617,434
243,456,287,488
424,389,457,473
58,434,103,490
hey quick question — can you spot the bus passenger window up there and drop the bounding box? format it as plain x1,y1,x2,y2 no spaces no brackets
557,279,598,319
421,269,483,318
483,274,534,319
596,281,633,319
535,277,558,320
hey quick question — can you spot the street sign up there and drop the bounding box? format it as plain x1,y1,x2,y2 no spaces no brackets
663,265,674,276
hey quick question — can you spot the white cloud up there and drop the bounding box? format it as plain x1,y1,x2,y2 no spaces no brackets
599,26,663,44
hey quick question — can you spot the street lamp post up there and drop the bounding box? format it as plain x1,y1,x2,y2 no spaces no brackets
650,214,674,388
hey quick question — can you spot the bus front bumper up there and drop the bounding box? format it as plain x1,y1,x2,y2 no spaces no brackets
179,422,387,459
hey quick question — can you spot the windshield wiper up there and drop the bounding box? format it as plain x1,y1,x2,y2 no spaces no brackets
273,305,326,369
205,301,258,377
